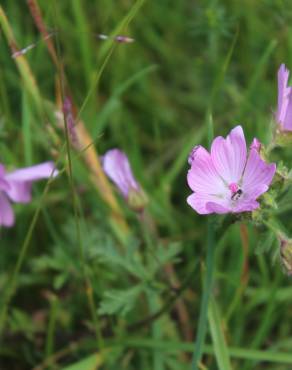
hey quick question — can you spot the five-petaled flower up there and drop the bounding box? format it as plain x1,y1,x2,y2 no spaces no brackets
0,162,58,227
187,126,276,214
276,64,292,131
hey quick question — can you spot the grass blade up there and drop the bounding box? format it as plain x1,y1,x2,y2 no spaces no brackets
208,297,233,370
117,338,292,365
191,215,215,370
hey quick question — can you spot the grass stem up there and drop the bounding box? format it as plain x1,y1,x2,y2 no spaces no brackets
191,218,215,370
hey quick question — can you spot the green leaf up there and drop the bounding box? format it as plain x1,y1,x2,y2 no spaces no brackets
118,338,292,365
147,242,182,276
91,238,149,281
61,353,104,370
98,285,143,316
255,230,275,255
208,296,233,370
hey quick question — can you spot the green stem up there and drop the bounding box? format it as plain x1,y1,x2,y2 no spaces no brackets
45,295,58,360
52,1,103,349
191,218,215,370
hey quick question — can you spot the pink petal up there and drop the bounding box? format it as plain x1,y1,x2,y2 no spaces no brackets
206,202,230,214
5,182,33,203
246,184,269,199
231,184,269,213
0,178,10,192
277,64,290,124
0,164,5,177
187,146,225,194
5,162,57,182
233,199,260,213
102,149,139,198
4,162,58,203
0,193,15,227
282,90,292,131
242,149,276,192
187,193,230,214
211,126,247,184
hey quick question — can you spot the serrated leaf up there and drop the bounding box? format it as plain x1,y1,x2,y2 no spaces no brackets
91,240,149,281
98,285,143,316
147,242,182,275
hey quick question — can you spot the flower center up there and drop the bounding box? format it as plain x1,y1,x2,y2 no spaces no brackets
229,182,243,201
229,182,238,194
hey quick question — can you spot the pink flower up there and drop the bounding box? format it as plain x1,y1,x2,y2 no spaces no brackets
102,149,140,199
0,162,58,227
187,126,276,214
276,64,292,131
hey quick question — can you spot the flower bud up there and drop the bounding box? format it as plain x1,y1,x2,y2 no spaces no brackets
250,138,261,152
273,64,292,145
279,235,292,276
102,149,148,211
128,188,148,212
276,64,292,132
274,129,292,147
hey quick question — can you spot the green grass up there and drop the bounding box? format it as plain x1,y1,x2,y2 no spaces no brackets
0,0,292,369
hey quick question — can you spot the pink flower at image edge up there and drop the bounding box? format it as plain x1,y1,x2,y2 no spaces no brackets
0,162,58,227
187,126,276,214
276,64,292,131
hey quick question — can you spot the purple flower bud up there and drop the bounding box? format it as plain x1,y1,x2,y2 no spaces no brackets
102,149,139,198
250,138,261,152
276,64,292,131
279,234,292,276
0,162,58,227
102,149,148,211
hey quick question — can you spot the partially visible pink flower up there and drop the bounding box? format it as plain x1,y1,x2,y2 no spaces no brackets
102,149,148,211
102,149,140,199
276,64,292,131
187,126,276,214
0,162,58,227
250,138,261,152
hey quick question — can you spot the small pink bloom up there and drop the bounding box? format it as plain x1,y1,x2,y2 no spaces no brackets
102,149,140,199
187,126,276,214
250,138,261,152
276,64,292,131
0,162,58,227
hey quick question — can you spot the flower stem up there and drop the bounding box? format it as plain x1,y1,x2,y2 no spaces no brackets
191,218,215,370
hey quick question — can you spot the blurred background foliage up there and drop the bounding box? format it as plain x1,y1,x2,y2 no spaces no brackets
1,0,292,369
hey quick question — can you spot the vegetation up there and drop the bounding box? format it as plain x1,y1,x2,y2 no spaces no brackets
0,0,292,369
